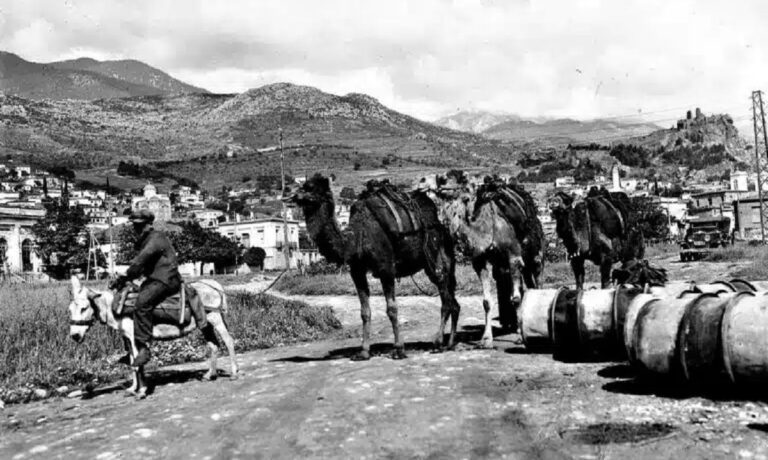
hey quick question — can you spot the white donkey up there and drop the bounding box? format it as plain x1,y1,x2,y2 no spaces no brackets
68,276,238,399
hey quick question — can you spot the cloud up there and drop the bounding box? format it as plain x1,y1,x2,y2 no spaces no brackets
1,0,767,123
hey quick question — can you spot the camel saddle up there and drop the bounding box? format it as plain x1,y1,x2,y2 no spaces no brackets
362,181,423,238
113,282,207,326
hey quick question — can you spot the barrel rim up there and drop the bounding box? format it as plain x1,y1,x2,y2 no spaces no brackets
710,280,737,292
721,290,758,385
729,278,757,292
676,292,730,382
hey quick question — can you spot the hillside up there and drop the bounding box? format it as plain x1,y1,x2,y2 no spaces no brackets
482,117,661,145
0,51,206,100
0,83,519,191
434,111,523,133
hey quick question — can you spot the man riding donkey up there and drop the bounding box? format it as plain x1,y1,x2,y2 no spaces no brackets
109,209,208,366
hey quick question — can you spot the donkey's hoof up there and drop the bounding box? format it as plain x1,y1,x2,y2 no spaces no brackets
351,350,370,361
390,348,408,360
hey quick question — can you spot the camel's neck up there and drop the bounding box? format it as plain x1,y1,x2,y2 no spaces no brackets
303,200,349,264
435,193,492,249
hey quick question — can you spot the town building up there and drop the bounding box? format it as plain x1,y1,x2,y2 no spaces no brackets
131,184,172,222
217,216,302,270
732,196,768,240
190,209,224,228
0,204,45,273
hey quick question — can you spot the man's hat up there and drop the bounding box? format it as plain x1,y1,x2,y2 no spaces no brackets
129,209,155,224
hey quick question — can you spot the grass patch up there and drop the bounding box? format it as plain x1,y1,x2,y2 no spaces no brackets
272,261,591,295
704,245,754,262
0,282,341,404
730,244,768,279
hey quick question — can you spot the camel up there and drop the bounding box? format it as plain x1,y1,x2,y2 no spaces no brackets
474,175,545,291
549,188,645,289
286,174,461,360
425,171,526,348
68,276,238,399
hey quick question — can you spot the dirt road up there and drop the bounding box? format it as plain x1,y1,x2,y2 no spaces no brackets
3,276,768,459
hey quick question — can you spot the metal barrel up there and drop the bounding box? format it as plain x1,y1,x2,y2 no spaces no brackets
728,279,757,293
721,291,768,385
551,288,623,362
677,292,743,385
613,285,644,358
631,293,694,378
518,287,564,350
623,293,661,367
550,288,581,362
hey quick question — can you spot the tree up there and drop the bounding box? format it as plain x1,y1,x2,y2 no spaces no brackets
628,197,669,242
32,200,91,278
339,186,356,202
243,247,266,270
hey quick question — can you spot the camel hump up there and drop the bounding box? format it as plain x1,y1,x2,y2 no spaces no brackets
587,196,625,239
361,182,425,237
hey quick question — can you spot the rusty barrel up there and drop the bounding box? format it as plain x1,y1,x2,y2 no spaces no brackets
631,294,699,378
613,285,644,358
721,291,768,384
623,293,661,366
551,288,625,362
550,288,581,361
677,292,744,384
518,287,564,350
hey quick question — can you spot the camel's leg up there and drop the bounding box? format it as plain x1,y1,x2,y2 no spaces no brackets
210,312,239,379
600,256,613,289
571,257,586,290
201,322,220,381
494,265,514,330
136,368,147,400
424,250,460,350
477,261,496,349
381,275,407,359
350,266,372,361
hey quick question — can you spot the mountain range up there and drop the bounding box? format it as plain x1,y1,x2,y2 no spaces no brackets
0,51,206,100
434,110,662,144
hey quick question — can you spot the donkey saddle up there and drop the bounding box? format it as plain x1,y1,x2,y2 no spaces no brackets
113,282,209,328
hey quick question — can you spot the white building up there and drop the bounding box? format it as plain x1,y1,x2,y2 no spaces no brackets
191,209,224,228
217,216,302,270
0,205,45,273
132,184,172,222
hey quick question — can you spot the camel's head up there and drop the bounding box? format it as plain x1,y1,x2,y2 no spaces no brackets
548,191,574,215
284,173,333,210
435,170,471,200
68,276,99,343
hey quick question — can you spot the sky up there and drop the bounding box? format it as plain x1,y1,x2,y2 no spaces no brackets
1,0,767,128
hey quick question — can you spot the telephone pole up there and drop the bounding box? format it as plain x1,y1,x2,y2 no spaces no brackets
279,129,291,270
752,90,768,243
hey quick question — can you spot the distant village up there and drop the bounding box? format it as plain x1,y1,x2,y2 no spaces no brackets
0,148,763,278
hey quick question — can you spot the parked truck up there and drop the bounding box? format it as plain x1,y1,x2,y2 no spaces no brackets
679,216,731,262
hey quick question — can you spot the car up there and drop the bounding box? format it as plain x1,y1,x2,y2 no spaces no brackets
679,216,731,262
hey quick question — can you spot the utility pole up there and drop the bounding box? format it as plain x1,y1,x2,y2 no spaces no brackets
279,128,291,270
752,90,768,243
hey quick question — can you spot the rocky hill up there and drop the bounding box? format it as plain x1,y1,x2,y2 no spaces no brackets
0,83,517,191
434,110,661,145
0,51,206,100
482,117,661,145
434,111,523,133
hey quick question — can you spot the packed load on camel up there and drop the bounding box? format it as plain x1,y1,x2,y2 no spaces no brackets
549,186,658,289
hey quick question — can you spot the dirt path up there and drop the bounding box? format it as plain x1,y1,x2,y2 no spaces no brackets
3,283,768,459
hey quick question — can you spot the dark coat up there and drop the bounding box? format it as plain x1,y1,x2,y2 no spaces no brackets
126,229,181,287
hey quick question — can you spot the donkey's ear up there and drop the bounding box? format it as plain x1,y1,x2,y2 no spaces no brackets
71,275,81,293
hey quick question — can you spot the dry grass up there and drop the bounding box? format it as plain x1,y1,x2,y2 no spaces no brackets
728,244,768,279
0,281,341,404
273,261,591,295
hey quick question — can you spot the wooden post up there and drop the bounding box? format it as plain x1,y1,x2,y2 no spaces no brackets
280,129,291,270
